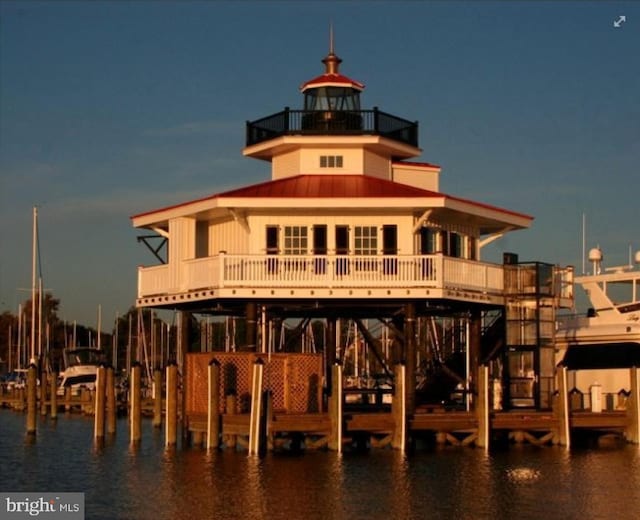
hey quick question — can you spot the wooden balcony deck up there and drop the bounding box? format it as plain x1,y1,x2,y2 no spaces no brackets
137,253,510,306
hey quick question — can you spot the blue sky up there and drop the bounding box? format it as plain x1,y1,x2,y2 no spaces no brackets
1,1,638,326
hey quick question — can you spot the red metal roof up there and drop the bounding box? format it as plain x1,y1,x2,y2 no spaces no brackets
218,174,433,198
131,174,532,222
300,73,365,92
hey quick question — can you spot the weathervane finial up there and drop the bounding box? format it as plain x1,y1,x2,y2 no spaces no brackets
323,22,341,75
329,21,334,55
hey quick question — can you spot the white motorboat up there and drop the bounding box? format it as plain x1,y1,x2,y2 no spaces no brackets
556,247,640,406
57,347,104,396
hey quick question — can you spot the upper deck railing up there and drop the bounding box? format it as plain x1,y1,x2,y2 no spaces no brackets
246,107,419,148
137,254,505,299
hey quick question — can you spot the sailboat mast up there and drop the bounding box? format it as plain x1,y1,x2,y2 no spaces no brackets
97,304,102,350
38,277,43,359
30,206,37,364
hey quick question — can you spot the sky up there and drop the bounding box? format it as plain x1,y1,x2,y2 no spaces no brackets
0,1,638,327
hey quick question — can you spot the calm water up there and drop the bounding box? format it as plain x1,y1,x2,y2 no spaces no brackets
1,411,640,520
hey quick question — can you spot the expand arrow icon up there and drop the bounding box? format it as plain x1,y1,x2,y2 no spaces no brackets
614,15,626,28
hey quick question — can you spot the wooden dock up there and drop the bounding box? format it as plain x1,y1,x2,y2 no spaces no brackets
3,362,639,452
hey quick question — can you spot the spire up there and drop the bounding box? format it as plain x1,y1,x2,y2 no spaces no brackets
329,22,334,54
322,23,342,75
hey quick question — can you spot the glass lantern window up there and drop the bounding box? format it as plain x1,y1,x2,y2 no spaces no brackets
304,87,360,111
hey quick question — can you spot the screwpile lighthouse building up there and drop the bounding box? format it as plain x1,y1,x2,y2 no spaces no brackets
131,44,573,418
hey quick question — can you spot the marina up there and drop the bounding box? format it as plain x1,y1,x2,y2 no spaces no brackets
3,40,640,455
1,4,639,520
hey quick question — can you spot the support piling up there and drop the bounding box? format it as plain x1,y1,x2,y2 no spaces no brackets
130,364,142,444
50,371,58,420
26,364,37,436
106,366,116,435
94,365,106,440
166,363,178,447
153,368,162,428
207,359,221,450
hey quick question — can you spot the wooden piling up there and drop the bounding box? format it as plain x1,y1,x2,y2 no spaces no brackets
94,365,106,440
40,371,48,416
245,302,258,351
476,365,489,450
248,359,264,455
225,394,237,449
628,367,640,444
130,364,142,444
26,364,37,436
16,387,25,411
50,371,58,420
64,387,71,413
165,363,178,447
556,365,571,448
207,359,221,450
265,390,274,451
106,366,116,435
391,363,406,451
328,363,342,452
153,368,162,428
404,303,416,415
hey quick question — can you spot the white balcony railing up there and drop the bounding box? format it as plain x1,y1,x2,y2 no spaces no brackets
138,254,506,298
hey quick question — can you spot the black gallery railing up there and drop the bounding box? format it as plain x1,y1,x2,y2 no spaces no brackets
246,107,419,148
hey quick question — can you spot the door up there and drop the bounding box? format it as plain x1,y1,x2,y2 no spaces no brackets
507,349,537,408
335,225,349,276
382,225,397,275
419,227,436,278
266,226,279,274
313,225,327,275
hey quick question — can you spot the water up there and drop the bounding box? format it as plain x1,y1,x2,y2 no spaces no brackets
2,412,640,520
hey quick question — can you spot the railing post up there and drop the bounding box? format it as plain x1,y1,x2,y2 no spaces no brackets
373,106,379,133
218,251,225,289
284,106,290,132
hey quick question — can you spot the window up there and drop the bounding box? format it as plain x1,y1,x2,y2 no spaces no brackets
320,155,343,168
284,226,308,255
195,221,209,258
266,226,279,254
420,227,438,254
468,236,477,260
354,226,377,255
355,226,377,271
443,231,463,258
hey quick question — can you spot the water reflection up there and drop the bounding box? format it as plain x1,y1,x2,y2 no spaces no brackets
2,412,640,520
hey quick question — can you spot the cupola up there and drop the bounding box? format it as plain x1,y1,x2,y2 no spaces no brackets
300,42,364,112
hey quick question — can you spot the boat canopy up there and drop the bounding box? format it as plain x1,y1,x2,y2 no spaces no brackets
559,342,640,370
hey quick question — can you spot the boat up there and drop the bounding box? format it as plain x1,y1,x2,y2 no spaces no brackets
57,347,104,396
556,247,640,408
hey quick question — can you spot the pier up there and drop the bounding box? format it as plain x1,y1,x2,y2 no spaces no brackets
3,360,639,452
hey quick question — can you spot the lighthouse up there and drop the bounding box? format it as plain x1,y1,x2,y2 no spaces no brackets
131,40,573,433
